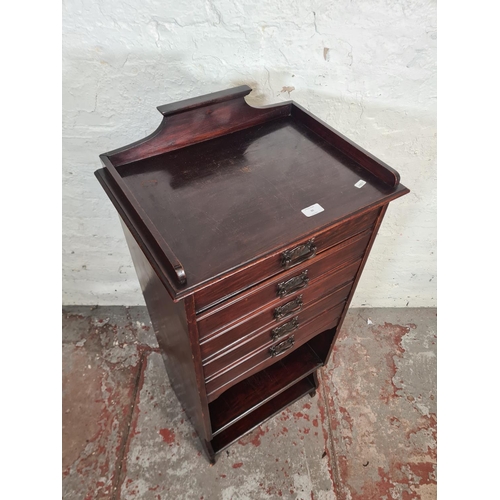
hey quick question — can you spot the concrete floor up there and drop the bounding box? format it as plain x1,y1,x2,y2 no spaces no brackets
62,307,436,500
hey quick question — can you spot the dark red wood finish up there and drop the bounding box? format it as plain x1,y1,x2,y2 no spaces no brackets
120,221,212,449
194,206,380,313
291,103,402,187
96,85,409,462
200,280,354,362
196,229,371,338
209,346,322,437
211,374,317,454
203,299,347,382
205,304,344,402
113,118,405,295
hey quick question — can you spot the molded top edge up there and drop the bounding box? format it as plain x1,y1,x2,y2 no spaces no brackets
157,85,252,117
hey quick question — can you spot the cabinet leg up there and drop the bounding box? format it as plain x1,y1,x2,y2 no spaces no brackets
202,439,216,465
309,370,320,397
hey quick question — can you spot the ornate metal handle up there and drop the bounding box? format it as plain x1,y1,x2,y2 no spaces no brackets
281,239,317,269
271,316,299,341
270,335,295,357
277,270,309,298
274,295,303,321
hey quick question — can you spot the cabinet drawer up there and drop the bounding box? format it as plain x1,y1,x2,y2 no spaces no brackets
200,269,356,361
197,229,371,339
194,207,380,313
203,287,349,379
205,302,344,402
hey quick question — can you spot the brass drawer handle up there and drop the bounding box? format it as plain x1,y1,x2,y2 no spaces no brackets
281,239,317,269
269,335,295,357
274,295,303,321
277,270,309,298
271,316,299,341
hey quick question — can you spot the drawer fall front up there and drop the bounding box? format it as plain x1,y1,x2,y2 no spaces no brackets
196,228,372,340
199,265,359,362
197,226,374,403
204,296,346,402
194,207,380,313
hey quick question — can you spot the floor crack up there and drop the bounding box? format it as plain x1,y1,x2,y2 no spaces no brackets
111,350,147,500
319,368,346,499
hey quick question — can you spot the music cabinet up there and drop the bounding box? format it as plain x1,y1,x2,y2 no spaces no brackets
95,85,409,463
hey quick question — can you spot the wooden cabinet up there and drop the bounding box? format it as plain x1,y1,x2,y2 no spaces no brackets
95,85,409,463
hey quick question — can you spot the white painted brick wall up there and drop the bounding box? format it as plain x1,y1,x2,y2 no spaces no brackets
62,0,436,306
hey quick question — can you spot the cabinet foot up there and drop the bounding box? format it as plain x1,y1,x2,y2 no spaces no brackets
310,370,320,398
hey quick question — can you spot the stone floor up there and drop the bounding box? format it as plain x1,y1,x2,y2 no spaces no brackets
62,307,436,500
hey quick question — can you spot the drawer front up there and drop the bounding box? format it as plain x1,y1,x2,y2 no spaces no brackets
197,229,371,339
200,269,357,361
203,288,349,379
194,207,380,313
205,303,344,402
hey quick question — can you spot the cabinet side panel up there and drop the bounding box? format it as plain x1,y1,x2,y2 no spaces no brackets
120,219,211,441
322,204,389,364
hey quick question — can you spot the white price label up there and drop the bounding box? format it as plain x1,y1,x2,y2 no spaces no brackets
301,203,324,217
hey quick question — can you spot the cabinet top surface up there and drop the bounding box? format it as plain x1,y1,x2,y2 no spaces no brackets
114,115,407,289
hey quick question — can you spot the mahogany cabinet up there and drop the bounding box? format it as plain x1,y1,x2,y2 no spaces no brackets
95,85,409,463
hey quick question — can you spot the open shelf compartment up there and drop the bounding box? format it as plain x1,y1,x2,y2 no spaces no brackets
208,342,322,453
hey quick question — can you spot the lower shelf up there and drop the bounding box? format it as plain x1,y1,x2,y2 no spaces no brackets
210,375,316,453
209,343,322,454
